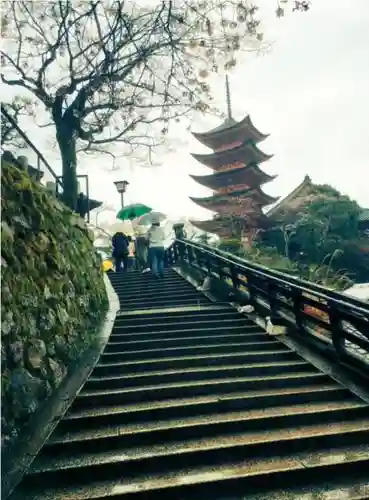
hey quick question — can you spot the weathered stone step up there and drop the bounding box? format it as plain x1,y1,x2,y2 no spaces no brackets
119,290,201,304
104,334,277,353
115,283,197,296
42,400,368,456
114,284,197,297
14,452,369,499
108,269,176,282
105,332,276,351
119,297,210,311
84,360,314,390
73,372,332,409
115,288,197,300
59,384,352,431
93,350,302,376
116,303,231,318
22,421,369,497
100,340,288,361
112,317,254,333
112,276,189,289
109,325,260,342
238,477,369,500
113,308,238,325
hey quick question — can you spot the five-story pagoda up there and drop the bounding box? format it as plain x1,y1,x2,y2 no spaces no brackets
189,76,278,239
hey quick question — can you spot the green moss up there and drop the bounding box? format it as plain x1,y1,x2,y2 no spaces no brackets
1,159,108,446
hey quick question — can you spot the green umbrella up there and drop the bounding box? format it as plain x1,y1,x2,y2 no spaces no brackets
116,203,152,221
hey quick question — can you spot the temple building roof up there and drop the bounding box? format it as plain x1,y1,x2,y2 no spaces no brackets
266,175,312,217
267,175,369,233
190,164,276,191
191,140,273,170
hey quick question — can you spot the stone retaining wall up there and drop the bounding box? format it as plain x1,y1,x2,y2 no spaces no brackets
1,159,108,450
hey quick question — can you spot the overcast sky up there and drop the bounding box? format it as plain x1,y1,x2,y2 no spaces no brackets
10,0,369,224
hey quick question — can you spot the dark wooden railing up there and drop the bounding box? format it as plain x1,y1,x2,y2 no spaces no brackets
1,104,62,187
166,238,369,377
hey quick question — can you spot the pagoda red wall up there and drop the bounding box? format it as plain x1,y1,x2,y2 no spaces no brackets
213,140,243,153
216,184,250,195
201,200,261,217
214,161,245,173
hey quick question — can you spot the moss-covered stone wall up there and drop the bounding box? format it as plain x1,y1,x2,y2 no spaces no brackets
1,160,108,449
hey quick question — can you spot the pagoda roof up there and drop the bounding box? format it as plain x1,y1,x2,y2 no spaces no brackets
192,115,269,149
191,140,272,170
190,164,276,191
190,218,228,236
190,186,279,208
190,214,271,237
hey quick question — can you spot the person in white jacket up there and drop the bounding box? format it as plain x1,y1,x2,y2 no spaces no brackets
147,222,166,278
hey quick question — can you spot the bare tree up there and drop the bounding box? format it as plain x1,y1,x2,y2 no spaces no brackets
1,0,311,209
1,98,34,150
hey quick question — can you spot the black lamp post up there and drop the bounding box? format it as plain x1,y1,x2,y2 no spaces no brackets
114,180,129,209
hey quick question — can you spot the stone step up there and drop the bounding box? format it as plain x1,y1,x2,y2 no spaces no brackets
72,372,332,410
93,350,302,376
20,422,369,498
84,359,314,390
113,309,243,326
112,318,255,334
109,324,261,341
118,297,211,311
104,333,277,352
44,401,368,457
9,269,369,500
57,384,355,433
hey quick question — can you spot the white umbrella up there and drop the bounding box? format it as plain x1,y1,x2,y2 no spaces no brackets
137,211,167,226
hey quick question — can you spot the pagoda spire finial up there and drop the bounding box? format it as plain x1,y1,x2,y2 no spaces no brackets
225,73,232,120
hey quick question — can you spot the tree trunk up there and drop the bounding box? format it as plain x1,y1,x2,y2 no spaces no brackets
56,127,78,211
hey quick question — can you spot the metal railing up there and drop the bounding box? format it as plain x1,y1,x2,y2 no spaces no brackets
166,238,369,377
1,104,62,187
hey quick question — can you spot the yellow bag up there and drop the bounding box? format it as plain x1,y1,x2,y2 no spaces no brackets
102,259,114,272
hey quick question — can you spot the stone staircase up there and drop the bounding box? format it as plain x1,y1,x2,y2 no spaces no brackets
8,269,369,499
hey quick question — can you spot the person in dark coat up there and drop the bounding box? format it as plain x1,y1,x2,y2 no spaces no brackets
76,192,89,219
112,232,130,272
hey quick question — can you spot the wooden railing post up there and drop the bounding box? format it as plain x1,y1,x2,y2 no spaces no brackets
245,272,259,309
173,241,180,262
230,264,239,290
292,290,304,330
329,306,345,358
267,281,280,323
